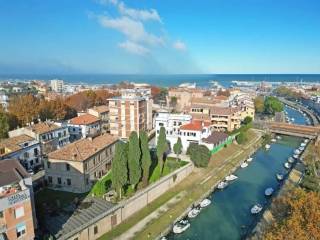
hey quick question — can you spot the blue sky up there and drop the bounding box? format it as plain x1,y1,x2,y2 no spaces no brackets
0,0,320,74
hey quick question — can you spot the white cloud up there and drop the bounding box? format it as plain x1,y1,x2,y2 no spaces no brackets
173,40,187,51
118,40,150,55
97,15,164,46
118,2,162,23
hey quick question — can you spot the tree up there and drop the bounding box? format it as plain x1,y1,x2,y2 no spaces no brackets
264,188,320,240
0,112,9,139
236,131,247,144
264,96,284,115
190,145,210,168
187,142,198,156
139,131,152,186
254,96,265,113
111,142,128,199
170,96,178,108
173,137,183,159
157,126,167,174
128,131,141,190
243,116,253,125
217,89,230,97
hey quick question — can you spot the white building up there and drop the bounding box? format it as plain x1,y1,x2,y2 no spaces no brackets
68,114,101,141
0,91,9,110
50,79,64,93
0,135,41,171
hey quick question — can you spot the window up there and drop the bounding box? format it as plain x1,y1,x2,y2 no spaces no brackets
23,152,29,159
66,163,70,171
47,162,51,168
86,178,89,185
67,179,71,186
34,148,38,156
16,223,26,238
57,177,62,185
15,206,24,219
94,225,98,235
48,176,52,183
0,148,4,155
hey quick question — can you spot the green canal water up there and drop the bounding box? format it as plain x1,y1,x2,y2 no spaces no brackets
167,107,307,240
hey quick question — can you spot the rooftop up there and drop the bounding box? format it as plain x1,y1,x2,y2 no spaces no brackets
27,122,61,134
0,135,35,156
0,159,29,188
210,106,240,116
202,131,229,145
89,105,109,114
48,134,118,162
180,120,210,131
69,114,100,125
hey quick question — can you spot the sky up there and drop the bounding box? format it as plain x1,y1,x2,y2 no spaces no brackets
0,0,320,74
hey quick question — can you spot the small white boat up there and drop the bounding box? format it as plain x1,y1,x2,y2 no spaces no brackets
241,162,248,168
200,198,211,208
276,173,284,181
304,139,309,143
276,135,282,140
188,207,201,218
291,118,295,121
300,143,306,147
251,204,263,214
293,154,299,159
288,157,295,163
265,187,274,196
225,174,238,181
265,144,271,150
271,139,276,143
294,149,301,155
173,220,190,234
247,157,253,162
299,146,305,151
284,162,292,169
217,181,228,189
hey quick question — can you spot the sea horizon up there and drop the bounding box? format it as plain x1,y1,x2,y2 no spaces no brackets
0,73,320,87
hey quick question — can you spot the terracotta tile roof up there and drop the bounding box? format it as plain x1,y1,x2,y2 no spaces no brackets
27,122,61,134
0,159,29,186
202,131,228,145
191,97,220,106
48,134,118,162
69,114,100,125
91,105,109,114
0,135,35,155
214,95,229,101
180,120,210,131
210,106,240,116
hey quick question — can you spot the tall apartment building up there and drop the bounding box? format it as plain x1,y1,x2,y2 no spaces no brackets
0,159,37,240
50,79,64,93
108,89,153,139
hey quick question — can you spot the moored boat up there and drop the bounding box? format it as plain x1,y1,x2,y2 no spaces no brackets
288,157,295,163
284,162,292,169
240,162,248,168
217,181,228,189
225,174,238,181
300,142,306,147
293,154,299,159
247,157,253,162
264,187,274,196
271,138,276,143
251,204,263,214
200,198,211,208
294,149,301,155
299,146,305,151
276,173,284,181
173,220,190,234
188,207,201,218
276,135,282,140
265,144,271,150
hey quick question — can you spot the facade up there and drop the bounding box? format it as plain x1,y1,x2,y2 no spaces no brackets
9,122,70,156
0,135,41,171
0,159,36,240
68,114,101,141
87,105,110,132
50,79,64,93
45,134,118,193
167,88,205,111
108,89,152,139
0,91,9,110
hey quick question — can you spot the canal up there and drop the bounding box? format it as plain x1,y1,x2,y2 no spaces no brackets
167,107,307,240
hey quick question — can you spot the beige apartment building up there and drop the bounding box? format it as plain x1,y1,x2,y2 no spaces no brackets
45,134,118,193
167,88,205,111
108,89,152,139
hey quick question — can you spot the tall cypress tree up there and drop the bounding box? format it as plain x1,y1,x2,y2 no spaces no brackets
111,142,128,199
0,112,9,139
128,131,141,190
139,131,152,186
157,126,167,174
173,137,183,159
